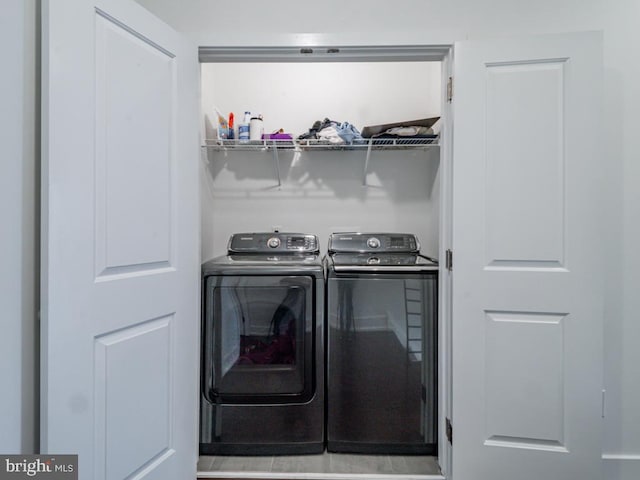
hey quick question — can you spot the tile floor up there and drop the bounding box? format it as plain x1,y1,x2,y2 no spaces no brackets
197,453,441,477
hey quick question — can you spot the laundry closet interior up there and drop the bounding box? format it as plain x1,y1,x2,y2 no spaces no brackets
198,46,453,478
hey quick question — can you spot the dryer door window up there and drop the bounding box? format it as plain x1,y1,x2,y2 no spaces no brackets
203,275,315,403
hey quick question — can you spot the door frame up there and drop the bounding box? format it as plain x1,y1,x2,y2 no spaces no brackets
197,44,454,479
438,46,454,479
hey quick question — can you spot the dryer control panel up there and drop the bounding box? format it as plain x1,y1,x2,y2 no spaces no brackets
228,233,319,254
328,233,419,254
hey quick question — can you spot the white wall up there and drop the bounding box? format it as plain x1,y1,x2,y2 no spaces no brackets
201,62,442,140
200,147,441,261
1,0,38,454
136,1,639,478
600,2,640,476
200,61,441,260
135,0,605,47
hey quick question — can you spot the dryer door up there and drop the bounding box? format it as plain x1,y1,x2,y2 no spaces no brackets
203,275,315,403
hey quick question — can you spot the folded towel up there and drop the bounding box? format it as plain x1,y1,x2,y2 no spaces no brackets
317,125,344,144
383,126,432,137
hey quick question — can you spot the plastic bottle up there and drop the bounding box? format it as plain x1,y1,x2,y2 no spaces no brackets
228,112,235,140
250,115,264,141
238,111,251,143
214,107,228,140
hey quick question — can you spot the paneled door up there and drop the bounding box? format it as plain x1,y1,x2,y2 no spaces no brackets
41,0,199,478
452,32,603,480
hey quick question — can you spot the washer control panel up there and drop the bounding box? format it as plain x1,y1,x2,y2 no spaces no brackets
328,233,419,254
229,233,319,253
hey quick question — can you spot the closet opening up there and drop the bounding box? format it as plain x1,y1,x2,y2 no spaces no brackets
197,44,453,480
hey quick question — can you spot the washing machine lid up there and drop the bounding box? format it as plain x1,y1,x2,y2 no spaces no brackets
202,252,323,276
329,252,438,273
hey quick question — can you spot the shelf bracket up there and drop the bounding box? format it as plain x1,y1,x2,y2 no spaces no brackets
271,141,282,187
362,138,374,186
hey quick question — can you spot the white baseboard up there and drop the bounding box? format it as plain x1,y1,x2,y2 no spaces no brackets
602,454,640,480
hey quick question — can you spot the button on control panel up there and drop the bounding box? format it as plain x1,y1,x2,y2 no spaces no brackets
267,237,281,248
367,237,381,249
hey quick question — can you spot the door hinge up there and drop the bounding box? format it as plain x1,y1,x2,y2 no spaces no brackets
447,76,453,102
445,249,453,271
446,417,453,444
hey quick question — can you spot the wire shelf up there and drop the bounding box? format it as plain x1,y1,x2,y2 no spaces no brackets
201,136,439,151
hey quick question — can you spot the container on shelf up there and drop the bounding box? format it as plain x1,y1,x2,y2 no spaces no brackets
249,117,264,141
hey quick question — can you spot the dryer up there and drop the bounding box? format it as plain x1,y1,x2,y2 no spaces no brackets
200,233,324,455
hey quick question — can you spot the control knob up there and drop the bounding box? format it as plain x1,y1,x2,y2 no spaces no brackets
367,237,381,249
267,237,281,248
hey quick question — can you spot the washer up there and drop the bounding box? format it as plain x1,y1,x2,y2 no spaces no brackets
325,232,438,454
200,233,324,455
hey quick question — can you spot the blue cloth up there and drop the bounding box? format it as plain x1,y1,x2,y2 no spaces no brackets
298,118,363,144
336,122,363,144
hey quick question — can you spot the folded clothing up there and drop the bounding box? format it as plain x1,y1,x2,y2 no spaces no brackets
317,125,342,144
382,126,433,137
336,122,362,144
361,117,440,138
263,133,293,140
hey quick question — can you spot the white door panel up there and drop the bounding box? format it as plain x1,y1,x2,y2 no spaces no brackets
485,60,565,266
452,32,603,480
41,0,199,479
95,10,175,273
